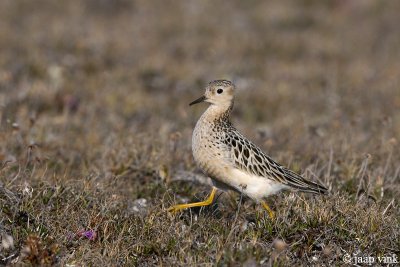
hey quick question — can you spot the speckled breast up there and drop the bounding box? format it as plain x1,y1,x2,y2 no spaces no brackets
191,118,231,181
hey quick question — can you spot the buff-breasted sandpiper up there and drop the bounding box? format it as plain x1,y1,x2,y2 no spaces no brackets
168,80,328,218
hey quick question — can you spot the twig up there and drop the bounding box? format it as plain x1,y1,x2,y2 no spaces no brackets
216,191,243,263
382,199,394,216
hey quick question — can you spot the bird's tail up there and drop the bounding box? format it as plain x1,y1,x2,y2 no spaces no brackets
283,169,328,195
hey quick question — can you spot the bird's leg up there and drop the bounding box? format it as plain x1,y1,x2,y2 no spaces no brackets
261,201,275,219
168,187,217,213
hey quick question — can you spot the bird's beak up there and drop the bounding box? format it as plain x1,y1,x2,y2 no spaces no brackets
189,95,206,106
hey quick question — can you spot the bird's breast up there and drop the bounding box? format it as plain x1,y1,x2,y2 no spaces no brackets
192,119,231,179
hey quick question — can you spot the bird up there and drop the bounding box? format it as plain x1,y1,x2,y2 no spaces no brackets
168,80,328,219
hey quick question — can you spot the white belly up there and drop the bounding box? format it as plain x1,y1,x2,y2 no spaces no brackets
226,168,288,201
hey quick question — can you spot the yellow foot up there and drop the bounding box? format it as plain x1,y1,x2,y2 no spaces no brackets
261,201,275,220
168,187,217,213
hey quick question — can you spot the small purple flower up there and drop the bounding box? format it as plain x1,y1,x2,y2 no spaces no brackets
77,229,97,241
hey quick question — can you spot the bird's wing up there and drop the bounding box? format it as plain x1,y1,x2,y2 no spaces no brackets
224,128,328,194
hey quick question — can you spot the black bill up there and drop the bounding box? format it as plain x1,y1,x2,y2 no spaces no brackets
189,95,206,106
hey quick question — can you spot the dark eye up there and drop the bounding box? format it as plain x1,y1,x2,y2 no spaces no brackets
217,88,223,94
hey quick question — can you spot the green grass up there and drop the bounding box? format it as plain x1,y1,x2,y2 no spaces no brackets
1,0,399,266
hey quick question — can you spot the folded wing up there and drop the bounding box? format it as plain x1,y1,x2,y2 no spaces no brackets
224,128,328,194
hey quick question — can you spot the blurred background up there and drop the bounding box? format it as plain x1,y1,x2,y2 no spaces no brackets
1,0,399,171
0,0,399,265
1,0,399,176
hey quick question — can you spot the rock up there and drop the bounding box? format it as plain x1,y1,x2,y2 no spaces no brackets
128,198,148,217
1,234,14,250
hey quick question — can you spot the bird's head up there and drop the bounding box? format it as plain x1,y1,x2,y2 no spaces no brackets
190,80,235,109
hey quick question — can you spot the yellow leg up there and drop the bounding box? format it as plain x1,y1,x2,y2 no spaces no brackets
168,187,217,213
261,201,275,219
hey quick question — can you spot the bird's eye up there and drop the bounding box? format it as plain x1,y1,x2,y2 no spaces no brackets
217,89,223,94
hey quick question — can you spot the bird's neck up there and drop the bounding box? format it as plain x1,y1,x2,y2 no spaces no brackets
201,103,233,124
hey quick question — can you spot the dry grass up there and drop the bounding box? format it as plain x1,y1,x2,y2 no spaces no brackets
1,0,399,266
